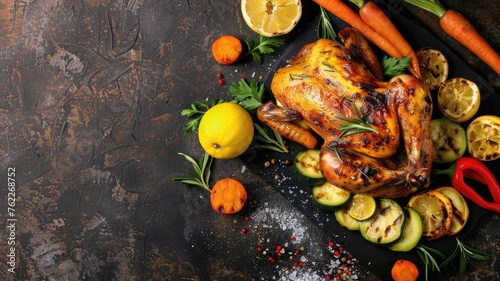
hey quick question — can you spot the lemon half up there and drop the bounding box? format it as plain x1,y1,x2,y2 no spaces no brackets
438,78,480,123
416,48,449,90
467,115,500,161
241,0,302,37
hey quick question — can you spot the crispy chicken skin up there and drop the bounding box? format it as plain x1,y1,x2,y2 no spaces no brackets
258,28,433,198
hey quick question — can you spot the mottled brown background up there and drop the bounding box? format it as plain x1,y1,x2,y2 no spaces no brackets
0,0,498,280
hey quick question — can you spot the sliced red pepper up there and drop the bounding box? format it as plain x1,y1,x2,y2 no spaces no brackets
434,157,500,213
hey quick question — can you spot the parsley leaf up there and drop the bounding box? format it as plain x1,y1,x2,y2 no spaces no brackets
244,35,285,63
382,56,411,77
228,79,265,111
228,79,288,153
180,99,225,135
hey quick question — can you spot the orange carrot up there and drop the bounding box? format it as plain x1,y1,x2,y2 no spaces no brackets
212,35,242,65
210,178,247,214
391,259,419,281
312,0,403,59
439,10,500,76
357,1,421,78
403,0,500,76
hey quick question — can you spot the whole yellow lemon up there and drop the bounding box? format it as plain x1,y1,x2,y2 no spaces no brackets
198,102,254,159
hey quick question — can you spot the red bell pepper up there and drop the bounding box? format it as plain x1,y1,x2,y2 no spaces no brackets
434,157,500,213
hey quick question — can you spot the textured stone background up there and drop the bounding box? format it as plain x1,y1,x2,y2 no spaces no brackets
0,0,498,280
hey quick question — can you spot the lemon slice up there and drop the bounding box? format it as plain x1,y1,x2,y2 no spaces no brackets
436,186,469,235
467,115,500,161
416,48,449,90
346,194,376,221
407,190,453,240
241,0,302,37
438,78,480,122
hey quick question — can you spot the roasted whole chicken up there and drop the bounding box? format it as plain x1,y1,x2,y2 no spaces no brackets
258,28,434,198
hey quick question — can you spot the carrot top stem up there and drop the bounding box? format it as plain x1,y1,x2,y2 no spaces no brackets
403,0,447,18
347,0,365,9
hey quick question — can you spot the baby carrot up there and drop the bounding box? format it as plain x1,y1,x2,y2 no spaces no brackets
403,0,500,76
357,1,421,78
312,0,403,59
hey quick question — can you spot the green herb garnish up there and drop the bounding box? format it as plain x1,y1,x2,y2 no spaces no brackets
415,239,491,281
228,79,288,153
181,99,225,135
416,244,445,281
172,152,213,192
440,238,491,274
335,98,378,138
317,7,337,40
228,79,265,111
253,122,289,153
243,35,286,64
382,56,411,77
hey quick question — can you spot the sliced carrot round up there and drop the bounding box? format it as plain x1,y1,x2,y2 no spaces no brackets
211,35,242,65
210,178,247,214
391,259,419,281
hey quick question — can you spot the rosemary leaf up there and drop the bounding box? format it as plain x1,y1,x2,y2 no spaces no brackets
335,99,378,138
317,7,336,40
416,244,444,281
172,152,213,192
253,122,289,153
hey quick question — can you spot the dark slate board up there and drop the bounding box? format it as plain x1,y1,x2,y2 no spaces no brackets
242,1,498,280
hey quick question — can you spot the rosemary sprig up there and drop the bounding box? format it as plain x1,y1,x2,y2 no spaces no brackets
243,35,286,64
415,238,491,281
416,244,445,281
172,152,213,192
335,99,378,138
181,99,225,135
440,238,491,274
253,122,289,153
317,7,337,40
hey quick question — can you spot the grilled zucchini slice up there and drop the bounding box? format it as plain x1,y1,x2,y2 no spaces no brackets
359,199,405,245
293,149,325,186
388,207,423,252
312,181,351,211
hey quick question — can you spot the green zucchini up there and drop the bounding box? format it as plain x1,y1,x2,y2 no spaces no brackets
388,207,423,252
292,149,325,186
334,207,360,231
311,181,351,211
358,199,405,245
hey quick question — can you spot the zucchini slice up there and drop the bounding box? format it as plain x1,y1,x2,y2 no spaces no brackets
388,207,423,252
334,207,360,231
359,199,405,245
293,149,325,186
346,194,377,221
312,182,351,211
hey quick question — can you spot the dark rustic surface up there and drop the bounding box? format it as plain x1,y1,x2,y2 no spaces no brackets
0,0,498,280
